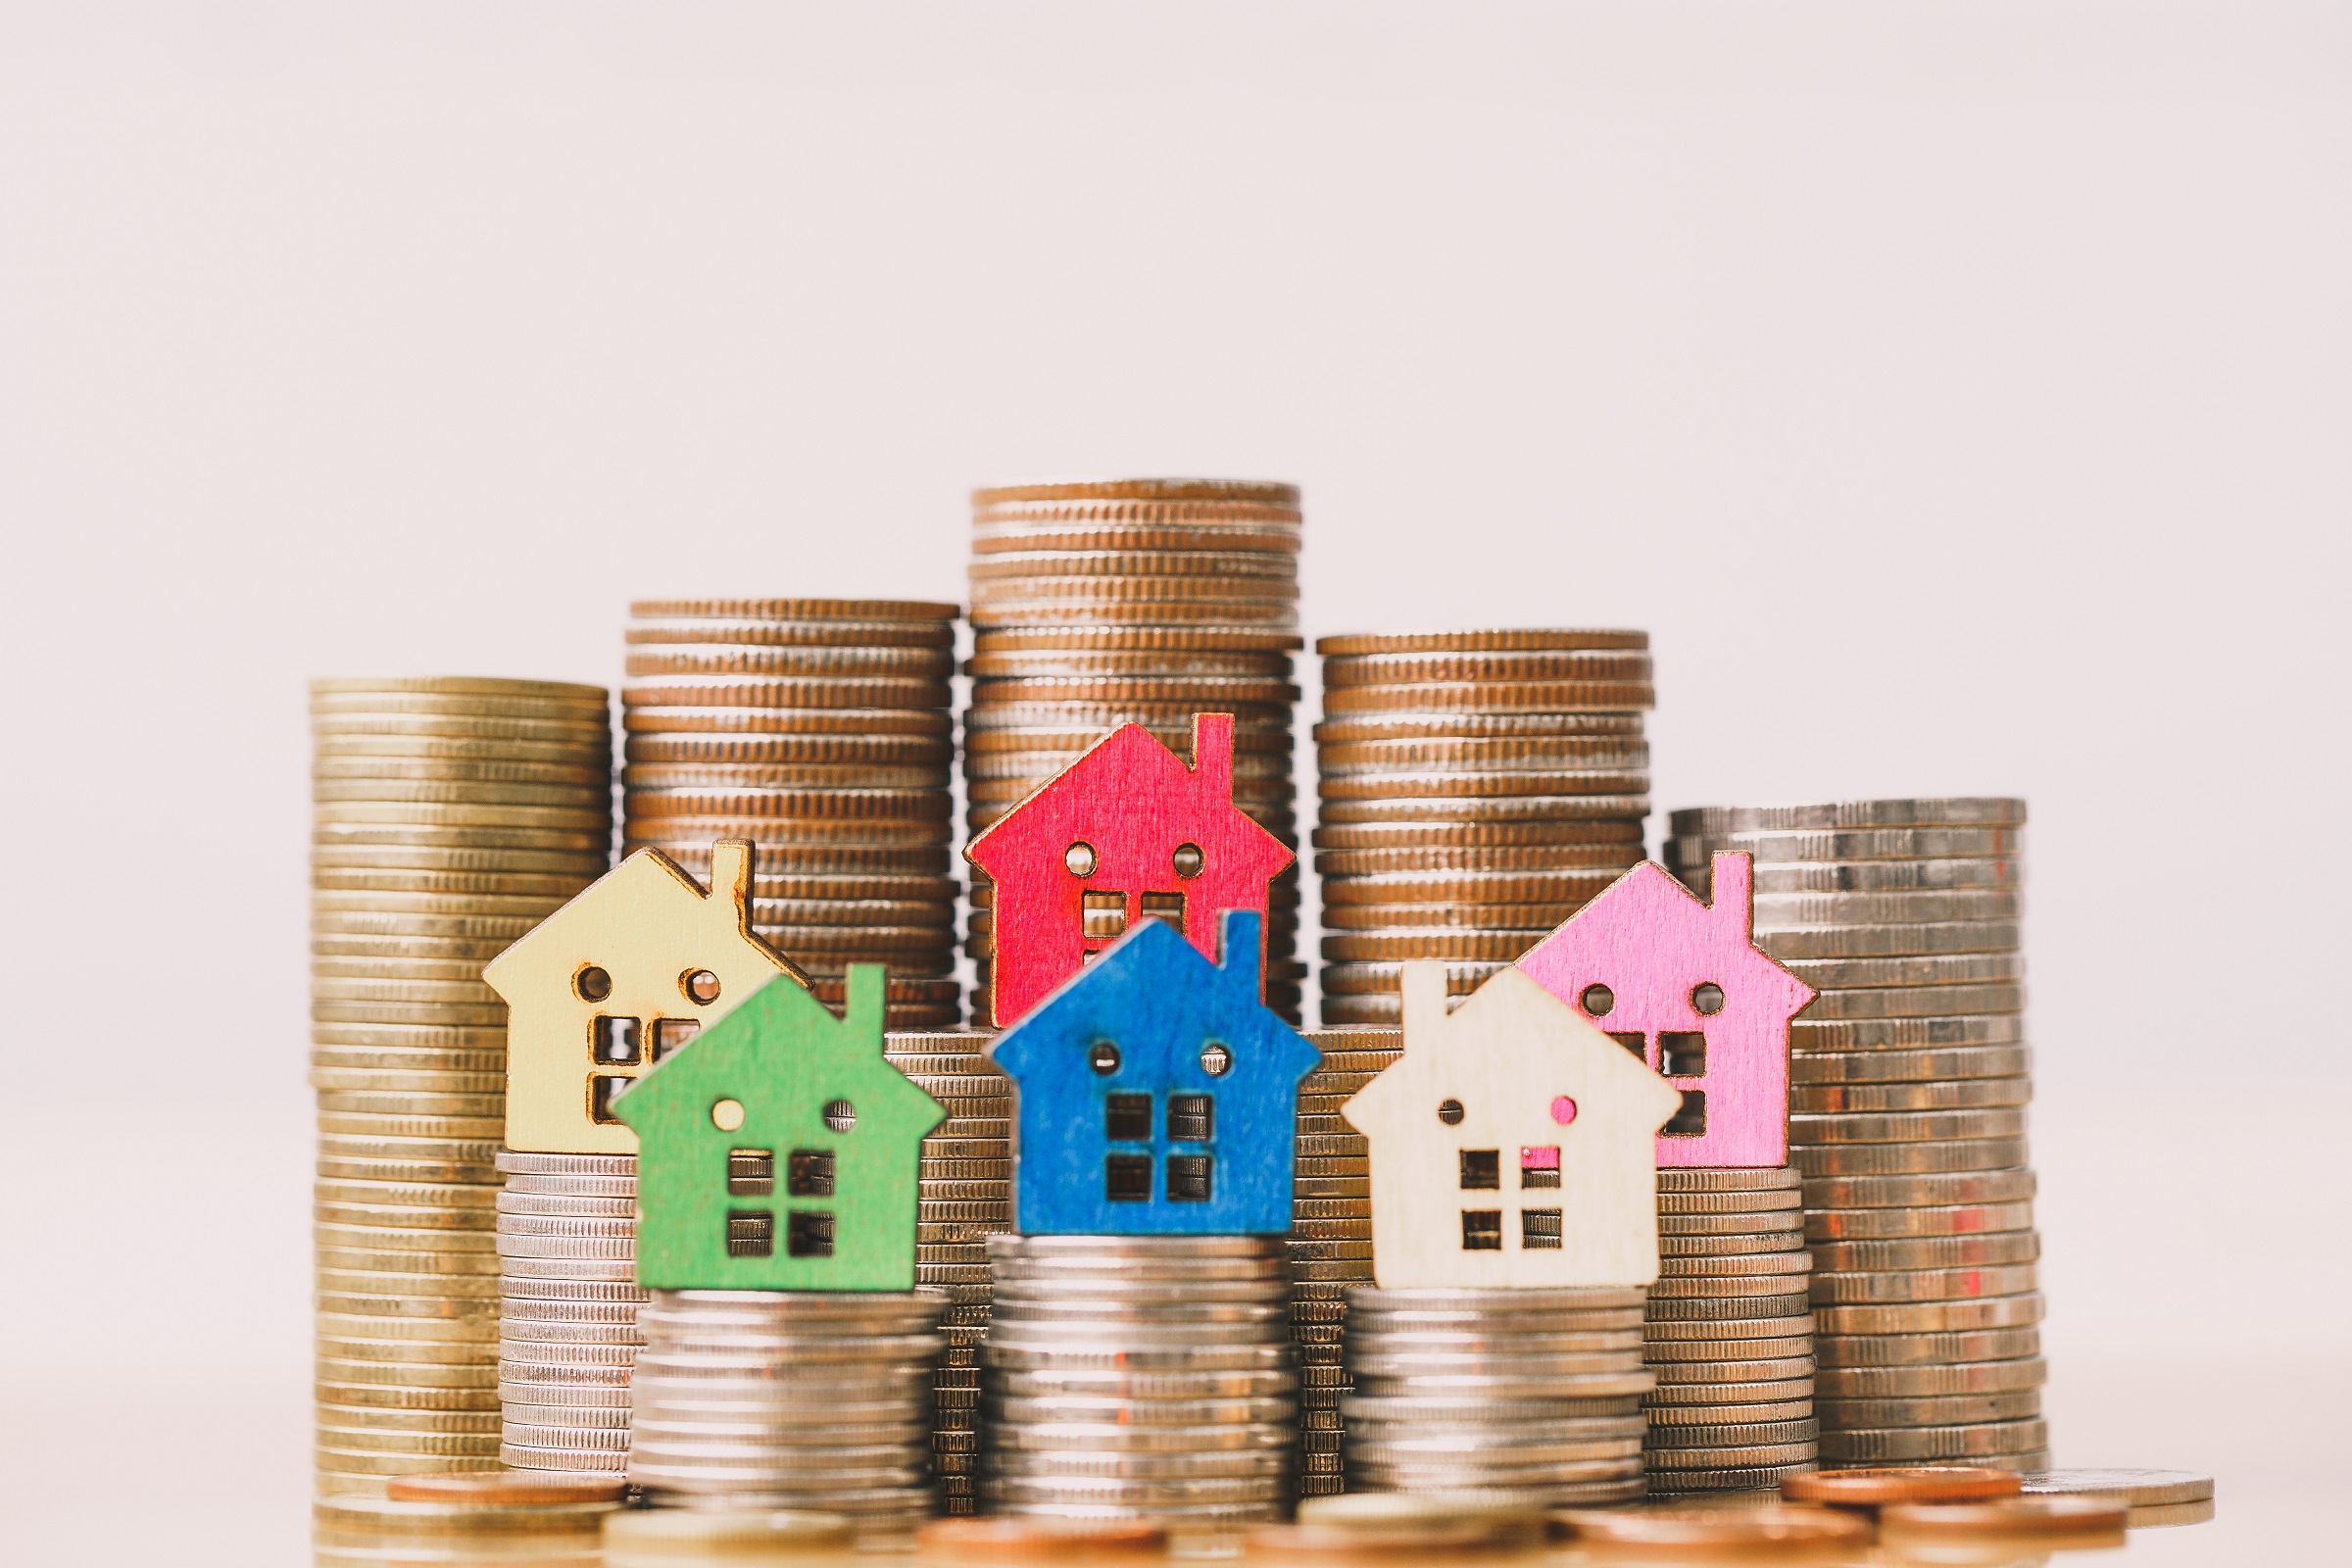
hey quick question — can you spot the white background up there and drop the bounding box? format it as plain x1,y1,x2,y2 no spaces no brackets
2,4,2345,1562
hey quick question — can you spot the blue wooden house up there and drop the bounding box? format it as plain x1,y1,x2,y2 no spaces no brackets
988,909,1320,1236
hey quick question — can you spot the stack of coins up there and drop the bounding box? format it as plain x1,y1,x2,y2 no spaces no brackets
1340,1286,1653,1503
1663,801,2046,1473
963,479,1305,1024
621,599,961,1027
979,1234,1298,1527
881,1031,1020,1516
627,1289,946,1531
314,1472,625,1566
1313,631,1653,1025
495,1151,647,1474
310,677,612,1497
1643,1167,1818,1494
1291,1026,1405,1496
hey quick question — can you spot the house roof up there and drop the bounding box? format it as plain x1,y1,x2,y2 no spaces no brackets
1515,855,1814,1018
480,844,805,998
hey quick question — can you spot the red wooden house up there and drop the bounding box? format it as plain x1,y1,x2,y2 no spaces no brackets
966,712,1295,1028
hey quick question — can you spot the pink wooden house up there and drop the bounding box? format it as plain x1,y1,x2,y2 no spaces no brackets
966,713,1295,1028
1514,852,1815,1167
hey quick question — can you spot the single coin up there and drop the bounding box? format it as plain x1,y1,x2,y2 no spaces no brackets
1790,1077,2031,1114
1554,1503,1868,1547
1819,1418,2048,1463
1792,1015,2028,1055
2018,1468,2214,1506
1324,680,1654,714
1817,1358,2046,1399
1643,1442,1819,1469
383,1470,627,1503
1811,1262,2039,1304
1783,1465,2024,1506
1794,983,2028,1023
1803,1167,2036,1208
1814,1295,2045,1338
1793,1138,2028,1179
1758,920,2023,961
1810,1232,2040,1271
1877,1496,2125,1538
1319,796,1649,826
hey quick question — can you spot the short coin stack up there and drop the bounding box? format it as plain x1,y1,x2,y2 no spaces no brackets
1340,1286,1653,1503
621,599,961,1027
1643,1167,1818,1494
1313,631,1653,1025
881,1031,1020,1515
979,1234,1298,1527
1664,800,2046,1473
626,1289,946,1530
310,676,612,1496
963,479,1305,1024
495,1151,647,1474
1291,1027,1405,1496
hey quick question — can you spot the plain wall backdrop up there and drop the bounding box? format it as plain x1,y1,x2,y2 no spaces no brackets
1,4,2345,1562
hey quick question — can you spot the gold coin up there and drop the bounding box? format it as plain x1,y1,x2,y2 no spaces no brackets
1316,629,1646,657
1319,796,1647,826
1320,769,1647,801
311,676,606,703
622,761,945,790
628,613,954,648
624,835,950,874
314,934,519,961
620,675,952,710
1791,1139,2028,1178
310,868,597,898
630,596,956,621
1324,650,1653,685
625,644,955,678
620,704,952,737
1324,681,1653,715
624,732,951,766
315,732,610,765
315,755,611,784
1318,903,1580,933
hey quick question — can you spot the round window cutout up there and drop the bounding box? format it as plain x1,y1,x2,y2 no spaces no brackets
1550,1096,1579,1126
1065,842,1098,877
1437,1099,1465,1126
710,1098,745,1132
1580,983,1615,1017
575,966,612,1003
1200,1041,1232,1077
683,969,721,1005
1691,982,1725,1015
1088,1041,1121,1076
822,1099,857,1133
1172,842,1204,879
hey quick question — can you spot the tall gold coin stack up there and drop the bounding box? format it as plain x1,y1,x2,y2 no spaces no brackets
1291,1026,1403,1496
621,599,961,1027
963,479,1305,1025
1663,801,2046,1474
881,1031,1019,1516
1313,631,1654,1025
310,676,613,1496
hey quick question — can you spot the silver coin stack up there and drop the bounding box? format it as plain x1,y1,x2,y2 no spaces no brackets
1291,1027,1404,1496
882,1031,1019,1516
963,479,1306,1025
310,676,612,1496
622,598,962,1028
1340,1286,1653,1503
495,1151,647,1473
1664,800,2047,1473
1313,631,1653,1026
627,1289,946,1531
1643,1166,1818,1494
979,1234,1298,1527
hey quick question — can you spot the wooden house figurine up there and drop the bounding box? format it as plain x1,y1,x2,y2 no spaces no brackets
482,842,808,1155
1343,961,1683,1288
988,910,1319,1236
610,966,944,1290
1514,852,1816,1168
965,712,1295,1027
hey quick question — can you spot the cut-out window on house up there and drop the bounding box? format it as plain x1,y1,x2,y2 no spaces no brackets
594,1016,643,1064
1167,1095,1213,1143
1105,1094,1152,1142
1665,1090,1708,1138
1461,1210,1502,1250
1140,892,1186,930
589,1074,633,1123
651,1018,700,1062
1082,890,1127,941
1606,1031,1647,1061
1105,1153,1152,1202
1659,1032,1707,1076
787,1210,834,1257
1166,1153,1212,1202
1520,1147,1561,1189
1522,1209,1563,1249
726,1211,773,1257
1459,1150,1500,1190
727,1150,775,1196
788,1150,834,1197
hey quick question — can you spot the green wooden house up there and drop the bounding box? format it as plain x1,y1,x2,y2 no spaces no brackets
611,964,945,1291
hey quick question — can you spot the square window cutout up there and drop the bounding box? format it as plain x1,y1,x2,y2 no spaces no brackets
1522,1209,1563,1249
726,1211,773,1257
787,1210,834,1257
788,1150,834,1197
1105,1094,1152,1142
1105,1154,1152,1201
1461,1210,1502,1250
1167,1154,1212,1202
1459,1150,1500,1190
727,1150,775,1196
1659,1032,1707,1076
1520,1147,1561,1189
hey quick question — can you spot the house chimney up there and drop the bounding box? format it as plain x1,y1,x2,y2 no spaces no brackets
709,841,754,917
1215,908,1263,995
1710,851,1754,938
1190,711,1235,800
1399,958,1448,1038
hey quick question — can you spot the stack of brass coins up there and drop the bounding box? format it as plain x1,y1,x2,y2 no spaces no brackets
627,1289,946,1531
1643,1167,1818,1494
309,676,612,1496
979,1235,1298,1527
963,479,1305,1024
882,1031,1020,1516
1292,1027,1404,1496
1313,631,1653,1025
1340,1287,1652,1503
495,1151,646,1474
621,599,961,1027
1663,800,2045,1473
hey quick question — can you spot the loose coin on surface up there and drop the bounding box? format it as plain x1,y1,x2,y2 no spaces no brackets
1877,1496,2128,1539
1782,1465,2025,1507
2017,1468,2214,1506
1552,1504,1870,1547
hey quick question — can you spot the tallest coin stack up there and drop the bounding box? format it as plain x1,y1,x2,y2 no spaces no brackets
310,678,613,1496
963,480,1305,1026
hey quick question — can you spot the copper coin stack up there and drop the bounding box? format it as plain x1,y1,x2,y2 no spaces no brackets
962,479,1305,1025
309,676,612,1496
1663,800,2046,1474
621,599,961,1027
1313,631,1654,1026
881,1031,1020,1516
1290,1026,1404,1496
1643,1166,1818,1494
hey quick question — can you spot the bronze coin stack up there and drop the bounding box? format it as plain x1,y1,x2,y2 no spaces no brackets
309,676,612,1496
620,600,961,1027
962,479,1305,1025
1313,631,1655,1025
